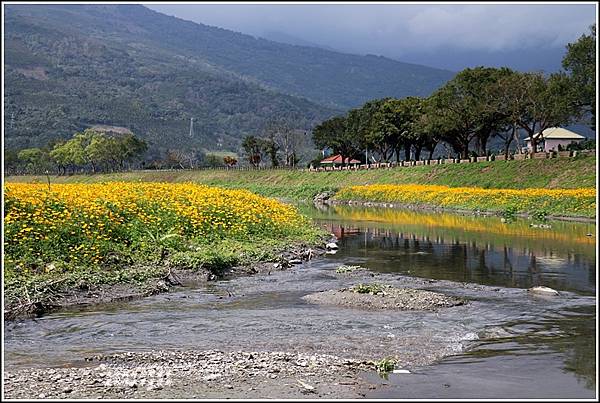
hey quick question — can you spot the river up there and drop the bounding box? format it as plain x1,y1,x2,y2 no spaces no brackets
4,205,596,398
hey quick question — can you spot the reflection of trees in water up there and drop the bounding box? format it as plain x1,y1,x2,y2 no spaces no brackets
328,224,593,292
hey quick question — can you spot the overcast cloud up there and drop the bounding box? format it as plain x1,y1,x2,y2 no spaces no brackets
145,2,597,71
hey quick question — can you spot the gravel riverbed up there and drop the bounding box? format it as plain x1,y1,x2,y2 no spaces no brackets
303,285,466,311
3,350,380,399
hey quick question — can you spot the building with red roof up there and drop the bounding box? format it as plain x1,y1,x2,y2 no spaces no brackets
319,154,361,166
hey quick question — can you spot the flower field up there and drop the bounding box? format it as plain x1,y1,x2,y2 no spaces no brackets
4,182,312,273
334,184,596,218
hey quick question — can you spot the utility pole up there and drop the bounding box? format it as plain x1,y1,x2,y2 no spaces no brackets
189,117,195,138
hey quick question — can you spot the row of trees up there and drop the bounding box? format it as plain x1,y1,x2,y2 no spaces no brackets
313,25,595,163
8,129,148,175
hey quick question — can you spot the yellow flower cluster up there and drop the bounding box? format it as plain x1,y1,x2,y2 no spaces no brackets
335,184,596,217
4,182,306,266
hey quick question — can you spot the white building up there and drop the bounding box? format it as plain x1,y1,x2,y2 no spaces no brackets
524,127,586,153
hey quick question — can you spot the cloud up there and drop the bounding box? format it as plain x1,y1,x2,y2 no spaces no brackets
405,4,595,52
145,3,596,55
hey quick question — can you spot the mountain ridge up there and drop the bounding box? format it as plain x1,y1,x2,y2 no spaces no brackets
4,4,455,156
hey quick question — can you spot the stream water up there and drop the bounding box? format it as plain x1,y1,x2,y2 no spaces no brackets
4,205,597,399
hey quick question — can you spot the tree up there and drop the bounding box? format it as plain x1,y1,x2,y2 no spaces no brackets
430,67,514,158
223,156,238,168
85,132,112,173
496,71,579,153
562,24,596,129
117,133,148,169
50,129,147,173
344,99,392,162
242,136,264,167
312,116,359,166
380,97,423,161
4,149,20,175
265,120,304,167
415,99,444,159
17,148,51,174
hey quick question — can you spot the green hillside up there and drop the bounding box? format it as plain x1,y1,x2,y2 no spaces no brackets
4,4,454,156
4,5,338,157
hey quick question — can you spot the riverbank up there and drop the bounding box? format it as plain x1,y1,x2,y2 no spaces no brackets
3,182,327,320
330,184,596,220
8,156,595,219
3,350,378,399
6,155,596,201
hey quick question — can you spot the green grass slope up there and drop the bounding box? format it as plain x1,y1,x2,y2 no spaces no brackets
8,156,596,202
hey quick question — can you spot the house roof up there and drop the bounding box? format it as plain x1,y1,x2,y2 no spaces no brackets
320,154,361,164
524,127,586,141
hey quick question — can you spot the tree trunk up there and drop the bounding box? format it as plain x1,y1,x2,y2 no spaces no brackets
414,146,422,161
403,141,412,161
461,146,469,159
478,135,489,156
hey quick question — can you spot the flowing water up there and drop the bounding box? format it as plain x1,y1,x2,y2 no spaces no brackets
4,205,597,398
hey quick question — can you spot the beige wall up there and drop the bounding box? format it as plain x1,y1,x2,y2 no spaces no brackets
526,139,583,152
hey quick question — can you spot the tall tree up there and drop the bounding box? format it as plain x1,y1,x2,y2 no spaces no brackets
496,71,578,153
17,148,51,174
562,24,596,129
241,136,264,167
430,67,514,158
312,116,359,166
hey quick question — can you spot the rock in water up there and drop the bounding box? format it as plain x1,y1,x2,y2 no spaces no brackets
326,242,338,250
528,286,559,296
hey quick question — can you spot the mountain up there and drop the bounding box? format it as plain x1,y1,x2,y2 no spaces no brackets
4,4,454,155
259,30,339,52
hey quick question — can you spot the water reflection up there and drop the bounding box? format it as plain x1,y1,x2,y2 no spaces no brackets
303,204,597,393
307,205,596,294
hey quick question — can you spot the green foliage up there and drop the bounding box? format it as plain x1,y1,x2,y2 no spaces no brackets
567,139,595,151
371,357,397,374
350,283,386,295
16,147,53,173
312,115,361,164
44,129,147,174
495,71,579,153
3,4,452,161
562,24,596,129
532,209,549,222
502,205,518,221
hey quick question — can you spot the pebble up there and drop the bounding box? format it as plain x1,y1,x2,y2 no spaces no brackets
528,286,559,296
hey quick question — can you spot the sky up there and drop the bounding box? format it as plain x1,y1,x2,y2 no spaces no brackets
146,2,597,72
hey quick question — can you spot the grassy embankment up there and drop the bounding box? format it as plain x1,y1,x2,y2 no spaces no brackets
4,182,324,319
8,155,597,218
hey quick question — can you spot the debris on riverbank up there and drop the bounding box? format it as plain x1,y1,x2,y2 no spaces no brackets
3,350,378,399
303,284,466,311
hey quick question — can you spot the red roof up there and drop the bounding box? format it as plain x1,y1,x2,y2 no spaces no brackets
320,154,361,164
